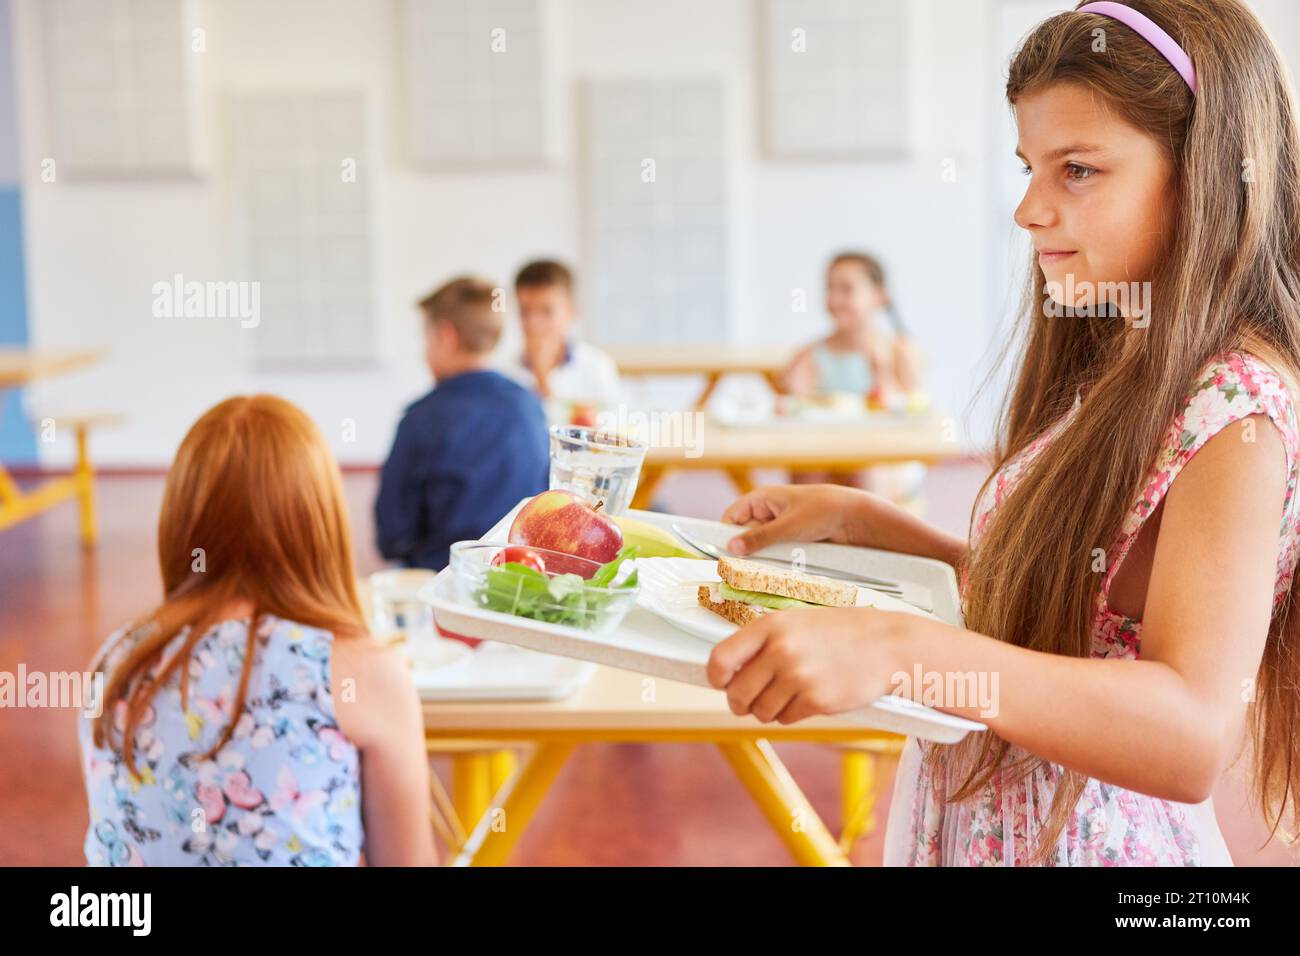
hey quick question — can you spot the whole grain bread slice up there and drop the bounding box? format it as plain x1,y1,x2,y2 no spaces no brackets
697,584,769,626
716,555,857,607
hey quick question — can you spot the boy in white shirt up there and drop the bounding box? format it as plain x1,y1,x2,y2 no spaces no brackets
504,259,621,425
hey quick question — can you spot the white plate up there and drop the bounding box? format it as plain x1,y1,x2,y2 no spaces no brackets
635,558,731,643
396,636,472,672
636,557,940,644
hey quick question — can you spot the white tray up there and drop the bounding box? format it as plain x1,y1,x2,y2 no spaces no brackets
421,503,985,744
411,643,595,702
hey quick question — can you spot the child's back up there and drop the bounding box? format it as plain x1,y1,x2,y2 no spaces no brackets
81,394,436,867
82,614,361,866
376,367,549,569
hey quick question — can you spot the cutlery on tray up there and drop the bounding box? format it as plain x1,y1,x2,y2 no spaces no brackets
668,523,935,614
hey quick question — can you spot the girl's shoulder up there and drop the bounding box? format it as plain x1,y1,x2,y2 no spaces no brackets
1194,348,1297,397
92,613,345,681
1183,349,1298,429
1164,348,1300,479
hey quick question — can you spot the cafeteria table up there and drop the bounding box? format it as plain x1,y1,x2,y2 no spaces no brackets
631,413,960,509
421,663,905,866
606,345,794,410
0,347,115,545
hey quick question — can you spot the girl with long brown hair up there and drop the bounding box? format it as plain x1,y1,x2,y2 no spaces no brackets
80,395,436,866
708,0,1300,864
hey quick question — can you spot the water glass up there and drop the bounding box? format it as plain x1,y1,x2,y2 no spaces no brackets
368,569,438,645
548,426,648,515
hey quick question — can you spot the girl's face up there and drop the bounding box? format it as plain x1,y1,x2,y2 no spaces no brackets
1013,82,1176,316
826,261,885,331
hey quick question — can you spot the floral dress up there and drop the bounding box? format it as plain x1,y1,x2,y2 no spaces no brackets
883,351,1300,865
79,615,364,866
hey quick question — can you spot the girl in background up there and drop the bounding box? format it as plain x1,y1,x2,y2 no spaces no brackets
712,0,1300,864
782,251,927,507
81,395,436,866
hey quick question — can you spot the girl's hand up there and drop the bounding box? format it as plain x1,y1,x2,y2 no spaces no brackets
705,607,910,724
722,483,864,554
723,483,969,567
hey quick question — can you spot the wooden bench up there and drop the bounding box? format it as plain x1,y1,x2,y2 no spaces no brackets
0,411,125,546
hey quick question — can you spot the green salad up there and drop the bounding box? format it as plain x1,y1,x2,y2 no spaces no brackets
476,545,639,629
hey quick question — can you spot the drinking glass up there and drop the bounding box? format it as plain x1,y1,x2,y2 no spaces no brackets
547,426,648,515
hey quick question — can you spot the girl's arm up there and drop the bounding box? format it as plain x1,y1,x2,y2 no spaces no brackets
711,413,1287,804
723,483,968,568
332,637,439,866
842,488,968,567
891,334,924,392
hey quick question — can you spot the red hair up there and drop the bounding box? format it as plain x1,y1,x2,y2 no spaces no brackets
91,395,367,776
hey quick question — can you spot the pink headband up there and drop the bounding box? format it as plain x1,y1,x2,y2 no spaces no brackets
1078,1,1198,94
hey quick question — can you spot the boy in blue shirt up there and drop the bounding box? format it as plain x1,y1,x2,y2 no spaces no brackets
376,276,550,570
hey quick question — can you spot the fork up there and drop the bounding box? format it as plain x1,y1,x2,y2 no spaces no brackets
670,522,917,598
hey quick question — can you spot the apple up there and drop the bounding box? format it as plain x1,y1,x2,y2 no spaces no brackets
509,490,623,575
570,403,598,428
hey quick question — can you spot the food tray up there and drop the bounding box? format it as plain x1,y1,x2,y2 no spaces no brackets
420,502,985,743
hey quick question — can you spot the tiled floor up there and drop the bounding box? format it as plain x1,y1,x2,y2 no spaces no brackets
1,466,1295,865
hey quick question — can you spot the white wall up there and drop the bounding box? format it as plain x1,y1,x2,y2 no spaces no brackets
13,0,1300,467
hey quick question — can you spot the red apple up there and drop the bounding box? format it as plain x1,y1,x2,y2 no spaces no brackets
570,403,598,428
509,490,623,574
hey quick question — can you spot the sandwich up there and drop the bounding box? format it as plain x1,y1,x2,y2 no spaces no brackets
697,555,860,626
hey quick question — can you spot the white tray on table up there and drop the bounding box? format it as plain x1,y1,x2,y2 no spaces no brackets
409,643,595,702
420,502,985,744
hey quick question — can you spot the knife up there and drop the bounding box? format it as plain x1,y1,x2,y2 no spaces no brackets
670,522,934,613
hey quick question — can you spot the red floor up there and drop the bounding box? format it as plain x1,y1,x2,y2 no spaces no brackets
1,468,1296,865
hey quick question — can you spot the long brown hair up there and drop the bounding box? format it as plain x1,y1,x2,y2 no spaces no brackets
91,395,367,777
946,0,1300,862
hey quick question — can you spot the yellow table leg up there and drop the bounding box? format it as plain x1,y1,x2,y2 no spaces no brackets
718,739,851,867
489,748,517,792
693,372,723,411
451,752,493,832
74,423,98,547
0,463,20,506
722,466,755,496
838,749,877,853
455,742,574,867
630,464,668,510
0,473,77,531
0,386,15,508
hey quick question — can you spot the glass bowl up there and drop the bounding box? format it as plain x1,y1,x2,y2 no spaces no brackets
449,541,639,634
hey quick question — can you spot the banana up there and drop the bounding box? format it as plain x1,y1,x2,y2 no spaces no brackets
611,514,698,559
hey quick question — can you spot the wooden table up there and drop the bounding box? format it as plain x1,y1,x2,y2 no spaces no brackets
0,348,103,389
0,347,112,545
631,414,959,509
422,663,903,866
607,345,794,409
